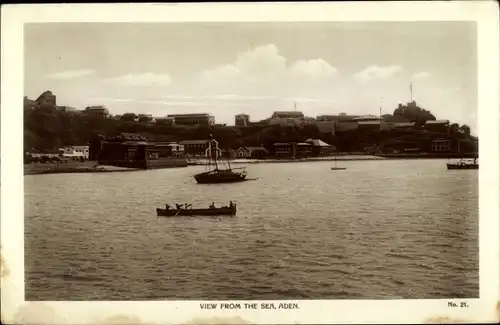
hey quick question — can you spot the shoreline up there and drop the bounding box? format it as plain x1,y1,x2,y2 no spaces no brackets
24,162,141,176
24,154,475,175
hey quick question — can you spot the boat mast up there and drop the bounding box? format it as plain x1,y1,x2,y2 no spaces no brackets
209,134,219,171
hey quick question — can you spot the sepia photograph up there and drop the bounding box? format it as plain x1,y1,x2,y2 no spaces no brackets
1,2,499,324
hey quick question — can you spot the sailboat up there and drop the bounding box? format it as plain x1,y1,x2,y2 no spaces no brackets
193,135,248,184
331,154,346,171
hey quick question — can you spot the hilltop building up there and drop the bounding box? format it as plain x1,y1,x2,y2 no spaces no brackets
155,116,175,126
35,90,57,107
167,113,215,126
423,120,450,133
235,113,250,126
269,111,306,126
85,106,110,118
138,114,156,123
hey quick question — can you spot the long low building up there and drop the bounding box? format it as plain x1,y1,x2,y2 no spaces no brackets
90,133,187,169
166,113,215,126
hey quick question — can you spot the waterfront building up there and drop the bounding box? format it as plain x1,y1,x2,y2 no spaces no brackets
94,133,150,168
235,113,250,127
295,142,313,157
169,143,185,156
304,139,335,155
152,142,185,157
90,133,187,169
272,141,318,158
273,143,293,157
431,138,451,152
60,145,90,159
179,140,210,156
232,146,268,158
167,113,215,126
379,138,422,154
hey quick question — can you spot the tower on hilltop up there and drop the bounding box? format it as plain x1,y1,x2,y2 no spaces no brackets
235,113,250,126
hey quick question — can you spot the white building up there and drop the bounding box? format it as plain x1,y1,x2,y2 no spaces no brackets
168,143,185,156
59,145,90,159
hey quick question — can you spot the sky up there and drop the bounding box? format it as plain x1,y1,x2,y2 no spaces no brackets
24,22,477,131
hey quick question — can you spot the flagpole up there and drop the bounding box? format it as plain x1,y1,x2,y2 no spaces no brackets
380,96,383,117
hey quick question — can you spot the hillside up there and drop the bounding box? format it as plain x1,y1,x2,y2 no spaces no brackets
23,100,477,154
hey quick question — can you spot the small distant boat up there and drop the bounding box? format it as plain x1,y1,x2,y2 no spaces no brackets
156,202,237,217
331,154,346,171
447,158,479,170
194,134,248,184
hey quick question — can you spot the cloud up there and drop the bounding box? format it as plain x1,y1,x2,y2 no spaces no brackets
200,64,240,81
197,44,338,95
412,71,431,80
44,69,96,80
235,44,288,80
353,65,403,83
102,72,172,87
289,59,338,79
199,44,288,86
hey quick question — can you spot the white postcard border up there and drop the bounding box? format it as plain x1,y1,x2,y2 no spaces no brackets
1,2,498,324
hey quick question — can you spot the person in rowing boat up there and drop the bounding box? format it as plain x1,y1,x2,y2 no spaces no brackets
229,201,233,208
165,204,171,210
209,202,215,209
175,203,182,210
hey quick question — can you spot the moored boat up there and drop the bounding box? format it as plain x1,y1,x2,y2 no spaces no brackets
193,134,248,184
194,169,247,183
446,158,479,170
157,202,237,217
